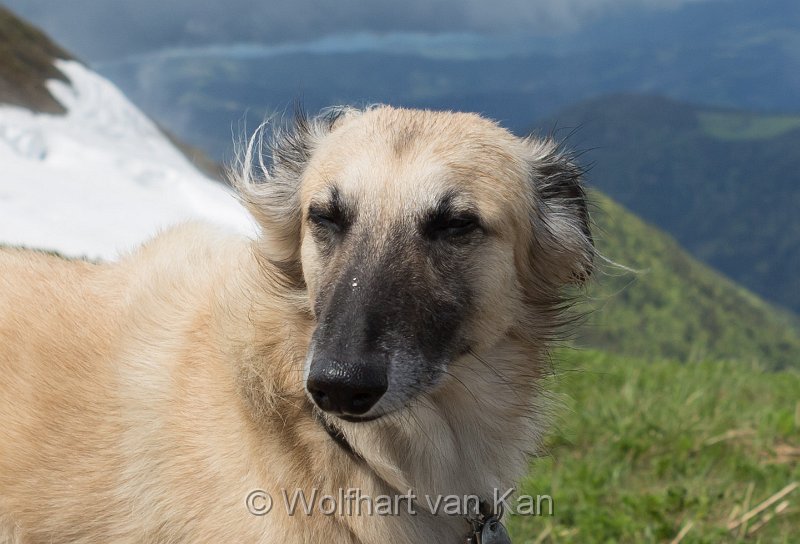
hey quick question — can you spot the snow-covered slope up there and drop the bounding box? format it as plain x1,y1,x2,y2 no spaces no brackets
0,60,255,260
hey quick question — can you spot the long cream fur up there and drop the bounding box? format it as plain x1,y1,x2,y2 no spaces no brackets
0,106,591,543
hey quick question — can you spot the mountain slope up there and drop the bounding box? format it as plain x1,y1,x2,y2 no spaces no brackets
0,8,253,260
582,193,800,370
0,5,72,113
539,94,800,316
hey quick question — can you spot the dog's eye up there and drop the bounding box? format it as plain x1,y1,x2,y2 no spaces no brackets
308,207,345,233
444,216,478,234
425,213,481,240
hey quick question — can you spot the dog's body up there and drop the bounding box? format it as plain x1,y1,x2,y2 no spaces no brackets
0,107,592,543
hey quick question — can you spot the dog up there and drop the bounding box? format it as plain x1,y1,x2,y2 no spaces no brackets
0,106,592,543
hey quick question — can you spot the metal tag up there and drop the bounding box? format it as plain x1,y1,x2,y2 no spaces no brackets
480,515,512,544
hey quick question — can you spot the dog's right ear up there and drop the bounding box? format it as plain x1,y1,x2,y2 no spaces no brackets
232,108,354,285
521,137,594,288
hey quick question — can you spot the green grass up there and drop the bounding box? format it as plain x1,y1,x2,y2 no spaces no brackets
507,349,800,543
698,112,800,141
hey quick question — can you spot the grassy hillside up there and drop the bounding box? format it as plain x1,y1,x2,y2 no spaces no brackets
579,193,800,370
508,349,800,543
0,5,72,113
539,94,800,316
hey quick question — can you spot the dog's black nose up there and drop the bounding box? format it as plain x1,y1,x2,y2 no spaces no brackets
306,358,387,417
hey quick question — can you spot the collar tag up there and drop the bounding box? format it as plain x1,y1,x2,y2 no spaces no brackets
466,502,512,544
478,515,511,544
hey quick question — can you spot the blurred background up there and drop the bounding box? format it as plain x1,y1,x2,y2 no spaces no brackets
1,0,798,541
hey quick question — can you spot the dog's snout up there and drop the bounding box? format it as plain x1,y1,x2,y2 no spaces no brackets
306,358,387,417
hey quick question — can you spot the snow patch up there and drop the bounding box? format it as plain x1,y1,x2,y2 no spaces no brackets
0,60,256,260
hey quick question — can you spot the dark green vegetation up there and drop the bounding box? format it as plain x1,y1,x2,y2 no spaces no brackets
0,5,71,113
698,112,800,142
540,94,800,316
0,244,96,263
579,193,800,370
508,349,800,543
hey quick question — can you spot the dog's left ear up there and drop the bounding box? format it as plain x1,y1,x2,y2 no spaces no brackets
525,138,594,286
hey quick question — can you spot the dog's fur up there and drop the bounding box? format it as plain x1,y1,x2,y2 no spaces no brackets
0,106,592,543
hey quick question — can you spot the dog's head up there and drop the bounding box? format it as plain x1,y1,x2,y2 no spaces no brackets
237,106,592,422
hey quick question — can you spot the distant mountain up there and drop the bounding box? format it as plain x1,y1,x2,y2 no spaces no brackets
0,6,252,259
537,94,800,316
2,6,798,368
95,0,800,161
583,194,800,370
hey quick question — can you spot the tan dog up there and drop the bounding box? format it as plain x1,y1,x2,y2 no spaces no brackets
0,106,592,543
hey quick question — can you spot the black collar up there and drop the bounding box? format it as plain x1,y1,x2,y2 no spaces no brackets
314,410,362,460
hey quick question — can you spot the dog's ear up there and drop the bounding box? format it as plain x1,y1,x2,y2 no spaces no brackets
232,107,354,285
524,137,594,287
